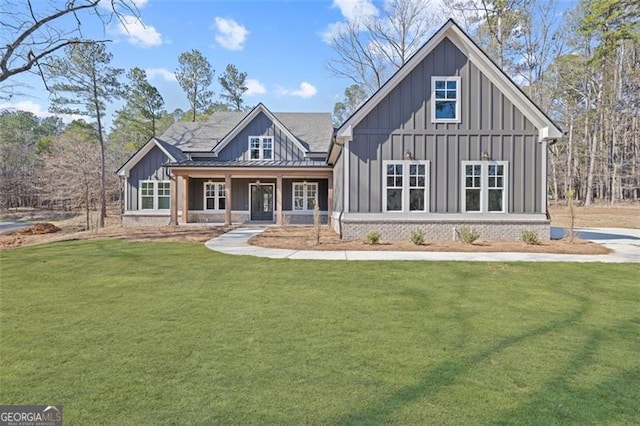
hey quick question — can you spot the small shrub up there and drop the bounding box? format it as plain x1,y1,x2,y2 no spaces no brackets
410,229,425,245
458,226,479,244
365,230,381,245
521,230,540,245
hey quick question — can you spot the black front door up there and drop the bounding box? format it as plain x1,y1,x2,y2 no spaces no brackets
250,184,274,221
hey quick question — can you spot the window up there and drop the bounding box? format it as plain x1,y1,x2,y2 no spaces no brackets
248,136,274,160
383,161,429,212
139,180,170,210
293,182,318,211
204,182,226,210
462,161,508,213
432,77,460,122
157,182,170,209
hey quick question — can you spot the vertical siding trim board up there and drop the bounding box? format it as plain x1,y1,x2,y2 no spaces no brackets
344,140,350,213
541,139,548,213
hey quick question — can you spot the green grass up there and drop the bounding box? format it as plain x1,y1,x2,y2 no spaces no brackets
1,240,639,425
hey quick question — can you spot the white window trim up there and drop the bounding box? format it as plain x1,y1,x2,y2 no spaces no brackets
248,136,274,160
139,180,170,211
461,161,508,213
292,182,318,211
203,182,226,211
382,160,430,213
431,76,461,123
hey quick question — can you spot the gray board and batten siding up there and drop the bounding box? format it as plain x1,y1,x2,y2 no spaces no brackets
347,37,544,215
187,178,329,211
216,112,305,162
126,145,172,211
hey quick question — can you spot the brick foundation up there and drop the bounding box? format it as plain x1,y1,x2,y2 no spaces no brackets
338,217,550,241
283,213,328,225
122,214,172,226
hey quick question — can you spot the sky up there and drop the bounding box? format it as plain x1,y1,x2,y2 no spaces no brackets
1,0,576,129
0,0,402,128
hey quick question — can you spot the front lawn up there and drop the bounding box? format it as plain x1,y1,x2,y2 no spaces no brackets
1,240,638,424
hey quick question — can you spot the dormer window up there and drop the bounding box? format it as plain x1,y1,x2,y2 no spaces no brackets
249,136,273,160
432,77,461,123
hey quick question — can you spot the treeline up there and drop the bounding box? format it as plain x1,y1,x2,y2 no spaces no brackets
0,44,250,229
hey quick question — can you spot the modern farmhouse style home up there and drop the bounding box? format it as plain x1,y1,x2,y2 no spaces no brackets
118,19,561,240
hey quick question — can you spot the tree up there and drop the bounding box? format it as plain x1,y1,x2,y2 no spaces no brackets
48,43,124,228
175,49,214,122
333,84,367,126
218,64,248,111
43,121,102,229
0,110,62,209
117,67,165,139
0,0,139,97
451,0,529,73
326,0,438,93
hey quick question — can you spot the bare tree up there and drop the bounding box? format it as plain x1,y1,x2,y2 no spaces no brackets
42,122,102,230
0,0,139,97
326,0,439,94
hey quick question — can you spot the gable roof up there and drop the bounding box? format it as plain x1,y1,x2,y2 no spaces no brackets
329,19,562,163
155,106,333,154
212,103,308,156
116,137,187,177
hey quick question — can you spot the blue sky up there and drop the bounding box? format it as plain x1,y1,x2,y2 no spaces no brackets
1,0,576,129
0,0,395,128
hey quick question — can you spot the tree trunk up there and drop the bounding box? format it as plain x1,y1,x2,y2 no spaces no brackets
93,70,106,228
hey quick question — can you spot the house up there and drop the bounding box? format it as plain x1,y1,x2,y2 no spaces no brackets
118,19,561,240
116,104,334,227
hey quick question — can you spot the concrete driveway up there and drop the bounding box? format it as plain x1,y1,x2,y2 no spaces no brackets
205,227,640,263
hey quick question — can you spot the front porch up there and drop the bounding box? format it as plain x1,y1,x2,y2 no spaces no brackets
169,167,333,226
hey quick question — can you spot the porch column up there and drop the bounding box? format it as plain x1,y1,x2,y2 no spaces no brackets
169,175,178,225
327,174,333,226
225,173,232,226
182,176,189,224
276,174,283,225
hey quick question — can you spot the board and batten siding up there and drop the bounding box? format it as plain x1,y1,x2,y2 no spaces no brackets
348,37,544,215
127,146,172,211
216,112,305,161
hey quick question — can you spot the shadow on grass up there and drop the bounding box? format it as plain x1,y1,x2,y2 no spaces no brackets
490,322,640,425
334,295,592,425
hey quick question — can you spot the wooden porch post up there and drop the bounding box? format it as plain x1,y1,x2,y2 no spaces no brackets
276,174,283,225
327,174,333,226
225,173,232,225
169,175,178,225
182,176,189,224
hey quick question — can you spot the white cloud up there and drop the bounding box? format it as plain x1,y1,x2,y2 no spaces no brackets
322,0,378,44
332,0,378,23
146,67,177,82
321,21,349,44
278,82,317,98
117,15,162,47
0,100,83,123
245,79,266,96
214,17,249,51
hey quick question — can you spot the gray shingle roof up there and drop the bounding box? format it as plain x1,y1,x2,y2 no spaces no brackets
156,111,333,153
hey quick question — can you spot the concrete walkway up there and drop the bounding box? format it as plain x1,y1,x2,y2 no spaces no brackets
205,227,640,263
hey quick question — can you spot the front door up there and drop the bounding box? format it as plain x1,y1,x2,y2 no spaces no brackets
250,184,274,221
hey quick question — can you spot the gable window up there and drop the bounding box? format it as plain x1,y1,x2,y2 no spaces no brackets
249,136,274,160
462,161,508,213
293,182,318,211
383,161,430,212
140,180,170,210
204,182,226,210
432,77,461,122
